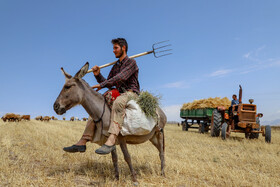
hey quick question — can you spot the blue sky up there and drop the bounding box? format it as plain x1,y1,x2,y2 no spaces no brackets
0,1,279,124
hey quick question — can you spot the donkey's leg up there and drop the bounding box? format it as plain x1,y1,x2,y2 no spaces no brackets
149,130,165,176
111,149,119,180
119,139,137,183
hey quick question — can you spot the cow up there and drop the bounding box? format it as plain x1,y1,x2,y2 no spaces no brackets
1,116,6,122
2,113,21,122
63,117,66,120
35,116,43,121
20,115,30,121
51,116,58,120
82,117,87,121
70,117,74,121
43,116,51,121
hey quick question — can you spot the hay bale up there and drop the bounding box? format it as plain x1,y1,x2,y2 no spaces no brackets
181,97,231,110
135,91,160,119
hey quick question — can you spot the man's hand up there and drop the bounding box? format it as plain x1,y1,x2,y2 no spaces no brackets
91,65,100,76
92,84,102,92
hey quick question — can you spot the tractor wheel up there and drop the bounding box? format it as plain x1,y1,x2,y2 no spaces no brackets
221,122,227,140
265,126,271,143
211,109,222,137
250,118,261,139
249,129,260,139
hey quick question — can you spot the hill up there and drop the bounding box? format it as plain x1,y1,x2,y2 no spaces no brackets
0,120,279,186
263,118,280,126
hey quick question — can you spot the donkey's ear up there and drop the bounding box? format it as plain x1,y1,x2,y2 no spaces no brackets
61,67,72,80
74,62,89,79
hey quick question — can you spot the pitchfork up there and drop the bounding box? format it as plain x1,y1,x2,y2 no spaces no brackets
87,40,172,73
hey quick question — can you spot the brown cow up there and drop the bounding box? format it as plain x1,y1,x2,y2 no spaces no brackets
82,117,87,121
35,116,43,121
70,116,74,121
15,114,21,121
1,116,7,122
51,116,58,120
2,113,21,122
63,117,66,120
43,116,51,121
20,115,30,121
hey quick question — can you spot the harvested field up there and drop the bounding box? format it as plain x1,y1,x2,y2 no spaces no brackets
0,120,279,186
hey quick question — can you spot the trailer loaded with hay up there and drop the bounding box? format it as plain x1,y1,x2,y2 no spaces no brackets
180,97,230,133
180,85,271,143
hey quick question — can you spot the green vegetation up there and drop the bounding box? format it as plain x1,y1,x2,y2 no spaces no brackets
136,91,160,119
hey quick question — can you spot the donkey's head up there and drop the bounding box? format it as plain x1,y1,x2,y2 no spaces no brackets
53,62,89,115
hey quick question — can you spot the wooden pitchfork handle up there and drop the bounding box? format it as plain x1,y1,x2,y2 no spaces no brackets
87,51,153,73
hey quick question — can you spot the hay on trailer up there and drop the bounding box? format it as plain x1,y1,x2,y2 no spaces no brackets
181,97,231,110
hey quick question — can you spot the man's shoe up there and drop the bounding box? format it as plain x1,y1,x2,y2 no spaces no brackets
95,144,116,155
63,145,86,153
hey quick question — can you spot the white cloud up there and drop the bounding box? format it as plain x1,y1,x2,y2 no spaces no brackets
269,60,280,67
240,70,254,74
162,81,189,89
243,45,266,62
209,69,232,77
243,52,251,59
241,58,280,74
162,105,182,122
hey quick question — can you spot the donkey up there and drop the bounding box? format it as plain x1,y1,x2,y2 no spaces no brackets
53,62,166,183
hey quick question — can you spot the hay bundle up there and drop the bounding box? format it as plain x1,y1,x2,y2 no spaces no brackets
136,91,160,119
181,97,231,110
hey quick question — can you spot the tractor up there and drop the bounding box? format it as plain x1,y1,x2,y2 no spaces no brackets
210,85,271,143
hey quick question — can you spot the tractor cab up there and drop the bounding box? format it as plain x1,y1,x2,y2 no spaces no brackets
230,86,259,131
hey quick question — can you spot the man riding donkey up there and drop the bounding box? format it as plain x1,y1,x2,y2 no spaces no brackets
63,38,140,154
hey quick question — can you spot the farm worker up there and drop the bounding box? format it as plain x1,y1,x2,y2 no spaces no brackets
256,113,263,125
229,94,239,114
63,38,140,154
231,94,239,106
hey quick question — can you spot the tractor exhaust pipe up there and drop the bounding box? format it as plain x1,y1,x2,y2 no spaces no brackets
239,85,242,104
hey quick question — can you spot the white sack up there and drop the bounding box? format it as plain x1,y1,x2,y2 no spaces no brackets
121,100,157,136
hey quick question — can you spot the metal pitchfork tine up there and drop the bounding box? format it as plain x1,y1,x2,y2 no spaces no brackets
87,40,172,73
152,40,172,58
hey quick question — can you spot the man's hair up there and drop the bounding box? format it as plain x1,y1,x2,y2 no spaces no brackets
232,94,237,98
111,38,128,53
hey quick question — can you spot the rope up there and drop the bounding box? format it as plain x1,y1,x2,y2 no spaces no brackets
93,97,106,133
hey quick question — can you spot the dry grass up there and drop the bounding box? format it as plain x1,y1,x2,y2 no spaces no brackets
0,120,279,186
181,97,231,110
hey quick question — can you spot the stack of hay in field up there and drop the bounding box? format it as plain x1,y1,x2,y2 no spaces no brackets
181,97,231,110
